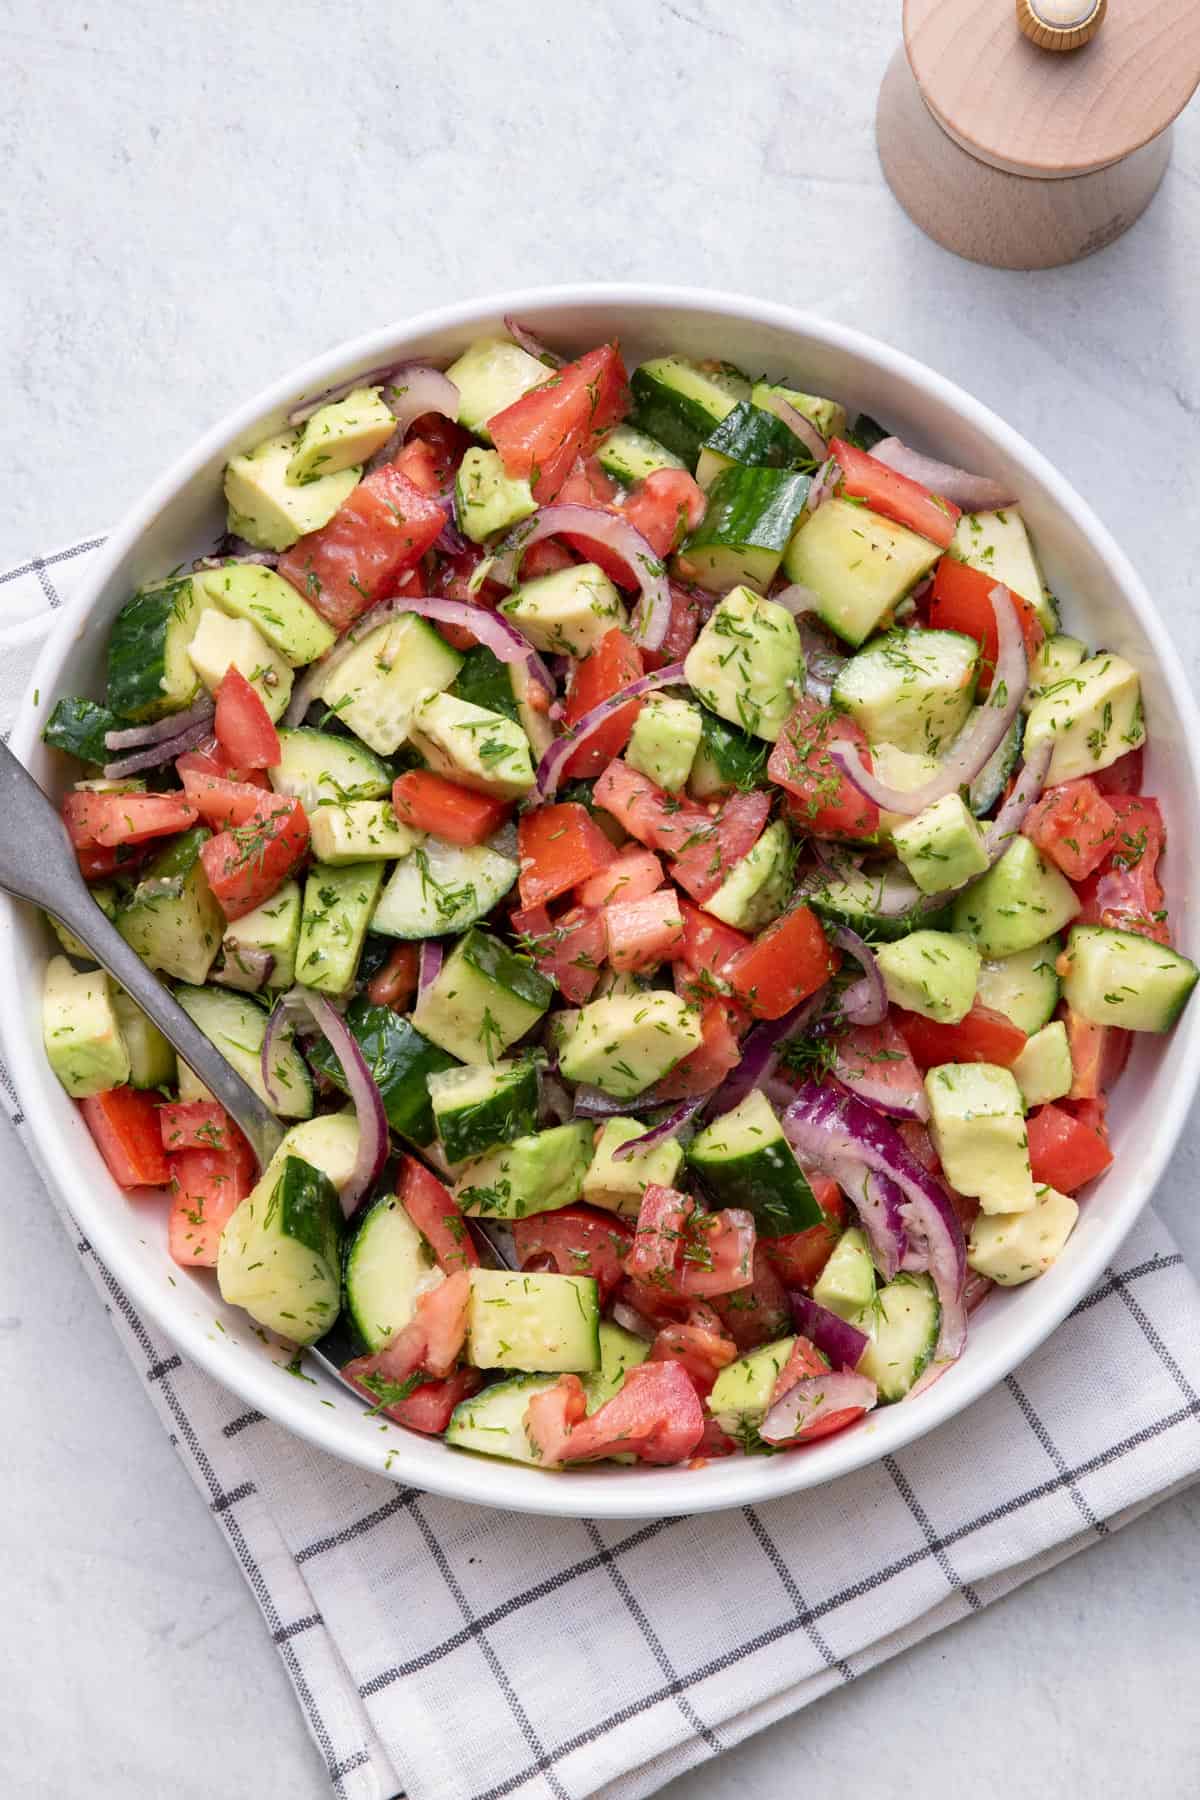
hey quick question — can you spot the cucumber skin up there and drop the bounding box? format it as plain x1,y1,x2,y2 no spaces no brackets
450,646,520,723
434,1061,541,1163
43,696,124,765
685,466,811,556
695,712,768,792
270,1155,342,1264
106,580,197,722
688,1140,826,1236
306,998,457,1143
702,401,814,471
629,369,727,468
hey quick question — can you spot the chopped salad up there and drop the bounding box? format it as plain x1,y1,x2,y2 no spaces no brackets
39,320,1197,1470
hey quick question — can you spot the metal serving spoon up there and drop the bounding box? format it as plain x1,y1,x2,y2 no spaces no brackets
0,740,285,1172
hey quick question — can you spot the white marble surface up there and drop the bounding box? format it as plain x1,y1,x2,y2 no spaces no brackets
2,1,1199,1794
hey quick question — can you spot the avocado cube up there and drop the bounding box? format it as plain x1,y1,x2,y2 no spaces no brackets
295,861,386,995
556,990,702,1099
951,836,1080,959
1011,1020,1073,1108
811,1226,876,1321
625,695,703,793
287,387,397,483
949,508,1054,633
500,565,625,658
581,1117,686,1218
782,498,941,648
875,930,980,1024
456,1123,594,1221
708,1337,797,1438
893,794,990,895
831,629,979,757
967,1185,1079,1286
1024,633,1087,712
925,1062,1035,1215
455,447,537,542
1024,653,1145,786
445,337,550,441
224,430,361,552
42,956,130,1098
683,586,804,742
705,818,793,933
408,691,535,800
186,608,293,722
196,562,336,667
112,991,176,1089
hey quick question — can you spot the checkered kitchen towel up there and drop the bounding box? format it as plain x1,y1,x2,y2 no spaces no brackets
5,538,1200,1800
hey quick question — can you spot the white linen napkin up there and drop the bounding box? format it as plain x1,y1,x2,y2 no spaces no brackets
5,538,1200,1800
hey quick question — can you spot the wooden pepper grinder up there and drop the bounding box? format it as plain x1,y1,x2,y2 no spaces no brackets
876,0,1200,268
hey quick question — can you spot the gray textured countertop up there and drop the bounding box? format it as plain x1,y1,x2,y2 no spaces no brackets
2,3,1199,1795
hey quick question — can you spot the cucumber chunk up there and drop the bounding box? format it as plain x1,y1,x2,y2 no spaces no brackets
974,937,1061,1035
217,1154,342,1344
855,1273,939,1402
1060,924,1198,1033
343,1192,442,1353
556,990,702,1098
305,998,457,1144
832,629,979,756
680,466,810,595
413,927,553,1065
629,356,750,468
783,499,941,648
951,837,1079,958
43,696,125,766
371,836,518,940
466,1268,600,1373
428,1057,541,1163
295,861,386,995
456,1122,593,1220
116,826,224,986
688,1091,825,1234
314,614,463,756
596,423,685,487
269,728,392,813
106,577,203,722
175,984,313,1119
112,991,176,1090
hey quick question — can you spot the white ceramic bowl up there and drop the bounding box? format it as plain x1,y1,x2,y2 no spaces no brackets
5,285,1198,1519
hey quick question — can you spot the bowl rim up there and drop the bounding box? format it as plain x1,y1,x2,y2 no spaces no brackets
6,280,1200,1519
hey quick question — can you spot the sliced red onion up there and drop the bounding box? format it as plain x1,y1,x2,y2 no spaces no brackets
783,1084,967,1357
831,585,1026,817
287,361,410,426
611,1300,658,1343
983,739,1052,854
826,1159,908,1283
284,592,553,728
756,391,827,464
213,947,274,993
612,1094,709,1160
535,662,687,799
260,997,299,1111
489,505,672,650
831,927,886,1026
806,456,840,514
503,315,563,368
704,989,827,1120
760,1370,877,1445
418,940,444,998
105,695,215,751
798,853,930,924
869,438,1016,512
468,1219,519,1270
279,985,389,1217
102,716,216,779
790,1292,870,1370
833,1061,929,1124
770,583,821,618
537,1069,573,1128
795,617,846,705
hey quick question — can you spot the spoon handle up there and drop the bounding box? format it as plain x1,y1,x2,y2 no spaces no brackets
0,742,285,1171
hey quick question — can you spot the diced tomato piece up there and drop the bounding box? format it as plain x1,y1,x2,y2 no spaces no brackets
76,842,149,881
561,468,707,586
770,694,880,840
525,1360,704,1466
671,790,770,904
898,1119,941,1173
406,415,474,488
513,1204,633,1305
1022,778,1118,881
578,846,663,909
560,630,645,779
592,758,714,858
366,942,420,1011
894,1001,1027,1069
1063,1008,1131,1100
520,539,578,581
199,795,309,922
389,1368,486,1434
277,463,446,632
398,1156,478,1274
834,1016,927,1113
710,1245,792,1351
79,1087,169,1188
181,767,273,827
510,902,606,1003
345,1266,473,1401
830,438,960,549
167,1133,257,1267
490,344,629,503
1062,1095,1108,1137
63,789,198,848
1027,1102,1113,1194
927,555,1045,689
177,743,270,789
391,770,511,846
158,1100,236,1153
727,905,840,1021
677,898,749,990
518,803,616,908
648,1320,738,1399
213,666,281,770
605,888,684,973
1073,795,1169,943
654,999,741,1100
391,436,443,496
642,583,704,673
1091,747,1144,795
768,1335,867,1443
556,455,620,510
763,1178,845,1290
625,1183,695,1287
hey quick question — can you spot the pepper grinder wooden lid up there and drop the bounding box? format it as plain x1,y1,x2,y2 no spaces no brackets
876,0,1200,267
